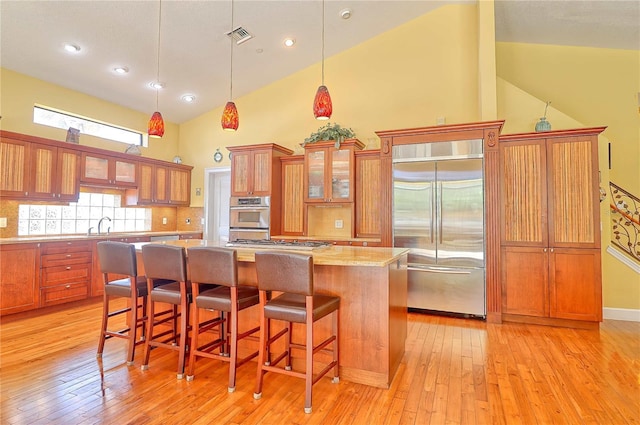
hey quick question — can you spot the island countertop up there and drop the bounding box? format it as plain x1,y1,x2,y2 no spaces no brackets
131,239,409,267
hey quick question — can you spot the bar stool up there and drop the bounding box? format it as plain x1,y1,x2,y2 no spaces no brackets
96,241,148,365
140,244,191,379
253,251,340,414
185,247,260,392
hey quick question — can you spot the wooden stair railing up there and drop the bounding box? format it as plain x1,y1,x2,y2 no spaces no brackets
609,182,640,262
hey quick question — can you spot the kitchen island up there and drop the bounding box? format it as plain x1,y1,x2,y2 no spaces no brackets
133,239,409,389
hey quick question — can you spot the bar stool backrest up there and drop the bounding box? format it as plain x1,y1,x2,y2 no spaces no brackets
187,247,237,287
97,241,137,277
254,252,313,296
141,244,187,282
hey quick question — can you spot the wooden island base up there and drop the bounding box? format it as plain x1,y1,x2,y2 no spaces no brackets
134,240,409,389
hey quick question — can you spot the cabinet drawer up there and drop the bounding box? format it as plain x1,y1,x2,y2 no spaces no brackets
41,241,92,255
40,282,88,307
41,252,92,268
41,264,92,288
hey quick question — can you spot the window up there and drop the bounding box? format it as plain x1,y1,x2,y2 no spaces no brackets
18,192,151,236
33,105,146,146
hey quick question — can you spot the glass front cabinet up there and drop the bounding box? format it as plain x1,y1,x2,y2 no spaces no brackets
303,139,364,203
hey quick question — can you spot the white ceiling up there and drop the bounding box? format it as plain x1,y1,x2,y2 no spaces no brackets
1,0,638,124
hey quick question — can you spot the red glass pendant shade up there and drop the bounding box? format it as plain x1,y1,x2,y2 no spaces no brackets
148,111,165,138
221,101,239,131
313,85,332,120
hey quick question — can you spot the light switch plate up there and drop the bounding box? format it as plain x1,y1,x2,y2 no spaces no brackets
0,217,7,228
162,217,167,225
335,219,343,229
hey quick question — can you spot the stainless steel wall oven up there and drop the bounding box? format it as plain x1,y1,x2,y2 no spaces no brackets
229,196,270,241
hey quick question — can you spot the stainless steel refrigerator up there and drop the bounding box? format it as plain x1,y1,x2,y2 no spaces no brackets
392,139,486,317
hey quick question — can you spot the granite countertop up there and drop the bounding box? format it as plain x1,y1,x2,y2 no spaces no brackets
131,239,408,267
0,231,202,245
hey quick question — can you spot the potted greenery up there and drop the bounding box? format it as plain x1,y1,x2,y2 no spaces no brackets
303,122,355,149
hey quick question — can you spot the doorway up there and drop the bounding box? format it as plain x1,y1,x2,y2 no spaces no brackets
203,167,230,243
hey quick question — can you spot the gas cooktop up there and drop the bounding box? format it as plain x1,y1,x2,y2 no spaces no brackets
225,239,330,251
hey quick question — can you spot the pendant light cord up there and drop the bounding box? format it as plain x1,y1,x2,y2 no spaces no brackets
156,0,162,110
229,0,234,100
321,0,325,85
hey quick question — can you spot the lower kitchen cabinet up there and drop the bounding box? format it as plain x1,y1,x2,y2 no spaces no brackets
0,243,40,316
502,246,602,324
40,240,92,307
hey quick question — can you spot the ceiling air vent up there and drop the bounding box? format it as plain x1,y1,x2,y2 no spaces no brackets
225,26,253,45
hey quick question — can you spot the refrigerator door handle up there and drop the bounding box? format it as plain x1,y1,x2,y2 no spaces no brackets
407,266,472,274
430,181,435,244
438,182,443,244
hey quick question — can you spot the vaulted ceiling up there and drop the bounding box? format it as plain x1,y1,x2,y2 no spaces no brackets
2,1,637,123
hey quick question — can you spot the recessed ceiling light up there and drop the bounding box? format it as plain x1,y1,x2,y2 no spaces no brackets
149,82,164,90
339,8,352,19
64,43,81,53
113,66,129,74
284,38,295,47
181,94,196,103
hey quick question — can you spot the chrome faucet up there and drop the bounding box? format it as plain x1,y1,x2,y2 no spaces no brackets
97,216,112,235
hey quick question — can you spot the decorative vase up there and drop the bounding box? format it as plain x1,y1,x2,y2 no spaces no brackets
535,117,551,132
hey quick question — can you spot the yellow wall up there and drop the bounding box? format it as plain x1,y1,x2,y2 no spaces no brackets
179,4,481,207
496,42,640,194
0,68,179,162
496,43,640,311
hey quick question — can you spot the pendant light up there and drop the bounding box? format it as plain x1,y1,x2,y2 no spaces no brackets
313,0,332,120
148,0,165,138
221,0,239,131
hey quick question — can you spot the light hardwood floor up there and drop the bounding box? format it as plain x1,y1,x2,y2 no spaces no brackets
1,298,638,424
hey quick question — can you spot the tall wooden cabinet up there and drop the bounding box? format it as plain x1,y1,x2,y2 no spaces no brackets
499,127,605,327
355,149,382,239
280,155,305,235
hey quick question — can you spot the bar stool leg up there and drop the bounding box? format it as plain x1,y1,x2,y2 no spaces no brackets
177,294,189,379
228,307,238,392
186,301,199,381
126,288,137,365
304,301,313,414
253,292,267,400
333,308,340,383
284,322,292,371
97,292,109,357
141,295,154,371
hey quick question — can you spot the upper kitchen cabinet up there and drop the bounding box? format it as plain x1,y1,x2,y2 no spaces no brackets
129,160,192,206
80,152,137,187
499,127,606,326
0,132,80,201
228,144,293,197
303,139,364,203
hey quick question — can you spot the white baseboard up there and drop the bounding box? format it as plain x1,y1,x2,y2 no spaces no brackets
603,307,640,322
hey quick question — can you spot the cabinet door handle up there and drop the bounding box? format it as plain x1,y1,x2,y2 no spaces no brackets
543,248,547,252
65,285,71,289
66,254,72,258
550,248,554,253
66,266,71,270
